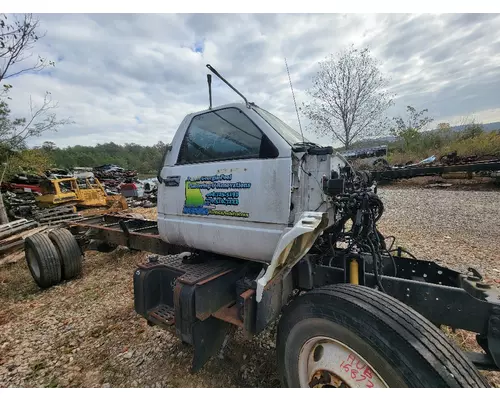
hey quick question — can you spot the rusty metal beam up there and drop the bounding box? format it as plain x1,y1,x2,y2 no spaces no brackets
212,303,243,328
68,216,189,255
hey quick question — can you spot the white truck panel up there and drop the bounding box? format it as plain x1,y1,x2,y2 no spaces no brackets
158,158,292,262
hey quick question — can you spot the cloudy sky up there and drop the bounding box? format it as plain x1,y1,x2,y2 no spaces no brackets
4,13,500,148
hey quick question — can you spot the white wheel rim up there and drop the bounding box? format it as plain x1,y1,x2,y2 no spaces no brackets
298,336,389,388
27,248,41,279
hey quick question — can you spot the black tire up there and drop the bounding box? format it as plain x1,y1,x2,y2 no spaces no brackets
48,228,83,280
24,233,62,289
277,284,488,388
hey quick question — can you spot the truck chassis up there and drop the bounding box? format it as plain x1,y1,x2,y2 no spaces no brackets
63,213,500,377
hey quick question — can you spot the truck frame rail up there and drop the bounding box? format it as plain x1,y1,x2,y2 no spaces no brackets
67,213,190,255
370,159,500,181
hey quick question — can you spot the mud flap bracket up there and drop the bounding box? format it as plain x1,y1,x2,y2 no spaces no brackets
191,316,231,373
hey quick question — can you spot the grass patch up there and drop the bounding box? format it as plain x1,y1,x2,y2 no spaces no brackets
387,131,500,165
44,376,60,388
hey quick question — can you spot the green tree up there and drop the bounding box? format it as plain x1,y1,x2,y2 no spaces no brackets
2,148,52,181
41,140,57,151
458,117,484,140
47,140,168,175
390,106,434,150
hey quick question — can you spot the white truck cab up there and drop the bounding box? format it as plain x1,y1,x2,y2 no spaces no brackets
157,102,343,263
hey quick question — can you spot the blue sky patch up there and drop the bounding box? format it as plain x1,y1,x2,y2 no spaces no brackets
192,38,205,54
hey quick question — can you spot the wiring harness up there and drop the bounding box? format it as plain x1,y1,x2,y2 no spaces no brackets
318,166,398,292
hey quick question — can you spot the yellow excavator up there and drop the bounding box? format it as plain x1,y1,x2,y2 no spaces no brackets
36,177,128,211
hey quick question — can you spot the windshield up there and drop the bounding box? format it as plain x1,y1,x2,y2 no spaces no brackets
252,106,312,146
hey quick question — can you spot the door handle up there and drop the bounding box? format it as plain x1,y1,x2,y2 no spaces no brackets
161,176,181,187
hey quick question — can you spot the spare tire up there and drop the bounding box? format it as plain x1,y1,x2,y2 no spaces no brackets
24,233,62,289
48,228,83,280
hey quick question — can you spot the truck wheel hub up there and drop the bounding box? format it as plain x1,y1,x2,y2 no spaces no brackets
298,336,388,388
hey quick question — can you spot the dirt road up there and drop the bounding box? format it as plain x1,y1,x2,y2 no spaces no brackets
1,188,499,387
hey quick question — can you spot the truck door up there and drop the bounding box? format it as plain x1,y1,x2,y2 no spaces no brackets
158,106,292,263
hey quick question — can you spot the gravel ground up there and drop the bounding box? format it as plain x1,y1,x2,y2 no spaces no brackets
1,189,499,388
377,187,500,282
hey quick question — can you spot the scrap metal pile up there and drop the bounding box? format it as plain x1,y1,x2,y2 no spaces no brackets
0,165,158,265
0,164,158,263
92,164,158,207
93,164,138,192
2,164,158,219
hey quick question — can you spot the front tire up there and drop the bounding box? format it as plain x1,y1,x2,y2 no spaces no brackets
277,284,488,388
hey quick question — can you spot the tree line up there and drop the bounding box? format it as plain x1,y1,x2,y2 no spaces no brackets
40,140,168,174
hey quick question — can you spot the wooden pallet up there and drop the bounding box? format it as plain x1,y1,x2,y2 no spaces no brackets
33,205,84,227
0,219,40,241
0,225,50,266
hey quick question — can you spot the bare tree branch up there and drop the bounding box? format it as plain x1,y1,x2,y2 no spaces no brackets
391,106,434,136
0,13,52,83
0,13,72,153
389,106,434,150
302,45,394,149
1,92,72,150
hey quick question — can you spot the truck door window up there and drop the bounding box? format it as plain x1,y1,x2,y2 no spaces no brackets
177,108,278,164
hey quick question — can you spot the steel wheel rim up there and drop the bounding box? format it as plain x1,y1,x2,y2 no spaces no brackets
27,248,41,279
298,336,389,388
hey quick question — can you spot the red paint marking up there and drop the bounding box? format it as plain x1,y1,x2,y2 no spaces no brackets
339,352,375,388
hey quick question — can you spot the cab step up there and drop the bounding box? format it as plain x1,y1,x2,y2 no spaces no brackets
134,254,242,328
134,254,259,373
148,304,175,327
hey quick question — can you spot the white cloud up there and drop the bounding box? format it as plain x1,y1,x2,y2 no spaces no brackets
3,13,500,149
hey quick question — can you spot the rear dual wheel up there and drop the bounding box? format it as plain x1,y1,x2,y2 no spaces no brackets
48,228,83,280
25,228,83,289
25,233,62,289
277,284,488,388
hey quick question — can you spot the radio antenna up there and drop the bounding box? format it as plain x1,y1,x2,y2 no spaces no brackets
206,64,251,108
285,58,304,143
207,74,213,109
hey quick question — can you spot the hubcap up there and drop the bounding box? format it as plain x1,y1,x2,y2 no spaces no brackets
298,336,389,388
